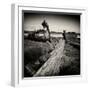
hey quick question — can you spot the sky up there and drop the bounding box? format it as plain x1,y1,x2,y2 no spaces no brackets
24,12,80,33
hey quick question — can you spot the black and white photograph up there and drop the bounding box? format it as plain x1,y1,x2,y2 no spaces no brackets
23,11,80,77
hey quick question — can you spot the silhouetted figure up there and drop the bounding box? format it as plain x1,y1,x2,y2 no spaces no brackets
42,20,51,42
63,30,67,43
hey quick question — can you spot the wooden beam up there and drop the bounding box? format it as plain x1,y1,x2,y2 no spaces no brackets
34,39,65,76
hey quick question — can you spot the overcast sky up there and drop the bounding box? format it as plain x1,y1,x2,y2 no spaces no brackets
24,12,80,33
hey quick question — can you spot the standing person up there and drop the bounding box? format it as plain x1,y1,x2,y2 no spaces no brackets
62,30,67,43
42,20,51,42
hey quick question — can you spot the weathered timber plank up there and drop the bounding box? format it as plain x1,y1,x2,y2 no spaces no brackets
34,39,65,76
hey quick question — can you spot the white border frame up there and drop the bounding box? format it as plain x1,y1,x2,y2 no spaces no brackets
11,4,87,87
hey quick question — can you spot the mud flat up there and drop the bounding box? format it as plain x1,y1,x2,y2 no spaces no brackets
24,37,80,77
